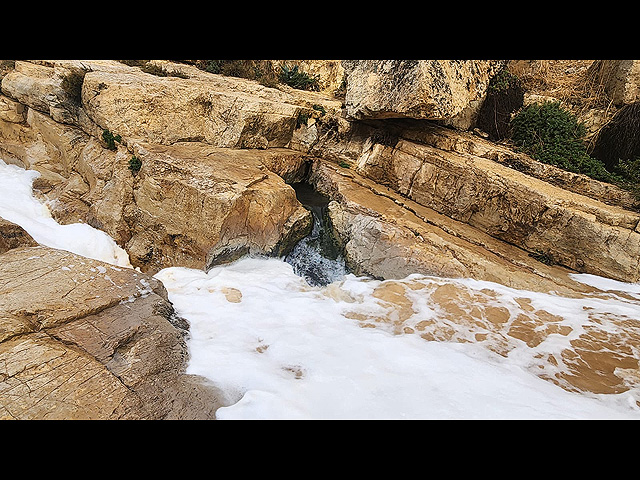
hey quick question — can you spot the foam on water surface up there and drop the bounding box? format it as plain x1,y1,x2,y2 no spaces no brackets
0,160,131,267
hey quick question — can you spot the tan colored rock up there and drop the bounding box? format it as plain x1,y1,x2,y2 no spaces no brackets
588,60,640,105
125,142,312,273
308,120,640,283
1,88,313,273
0,94,26,123
270,60,346,93
355,139,640,282
342,60,505,120
0,217,37,253
0,105,90,187
80,61,334,149
0,60,88,125
0,246,224,419
309,158,598,295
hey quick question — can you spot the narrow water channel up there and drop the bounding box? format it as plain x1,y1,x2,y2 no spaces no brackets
284,182,349,286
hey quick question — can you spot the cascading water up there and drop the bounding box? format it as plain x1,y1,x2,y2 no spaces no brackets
284,182,349,286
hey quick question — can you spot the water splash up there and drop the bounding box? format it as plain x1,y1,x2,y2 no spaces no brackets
284,182,349,286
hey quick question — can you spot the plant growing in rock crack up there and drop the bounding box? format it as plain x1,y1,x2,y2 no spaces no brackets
102,129,122,151
509,101,614,183
296,111,311,129
279,64,320,91
128,156,142,175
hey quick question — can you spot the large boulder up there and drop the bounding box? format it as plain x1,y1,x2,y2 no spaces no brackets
124,141,312,273
78,60,341,149
0,245,224,419
0,90,313,274
342,60,505,121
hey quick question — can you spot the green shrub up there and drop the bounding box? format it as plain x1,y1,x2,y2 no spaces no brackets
487,69,522,94
296,111,310,129
476,69,524,141
128,155,142,175
509,101,614,182
312,104,326,116
612,156,640,199
279,64,320,91
102,129,122,151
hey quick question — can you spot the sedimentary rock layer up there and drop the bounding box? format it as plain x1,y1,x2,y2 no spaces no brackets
0,246,223,419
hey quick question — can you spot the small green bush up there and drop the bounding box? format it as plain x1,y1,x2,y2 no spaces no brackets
312,104,326,116
612,156,640,199
128,155,142,175
296,111,310,129
510,101,614,182
102,129,122,151
279,64,320,91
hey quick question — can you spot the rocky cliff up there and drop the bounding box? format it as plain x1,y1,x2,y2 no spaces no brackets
1,59,639,419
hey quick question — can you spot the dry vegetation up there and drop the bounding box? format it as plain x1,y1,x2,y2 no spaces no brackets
507,60,621,146
508,60,607,107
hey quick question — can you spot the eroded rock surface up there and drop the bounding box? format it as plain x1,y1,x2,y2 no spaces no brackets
0,218,37,254
0,246,224,420
309,158,599,295
126,142,312,273
342,60,505,121
309,120,640,283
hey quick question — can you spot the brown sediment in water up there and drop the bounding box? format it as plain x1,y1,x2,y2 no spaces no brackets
329,275,640,404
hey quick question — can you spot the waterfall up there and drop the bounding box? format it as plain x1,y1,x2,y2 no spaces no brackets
284,182,349,286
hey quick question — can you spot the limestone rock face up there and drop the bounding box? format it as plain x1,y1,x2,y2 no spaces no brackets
310,120,640,283
0,61,76,124
342,60,505,120
0,218,37,254
0,86,313,274
588,60,640,105
0,246,224,420
80,61,337,149
309,159,596,295
360,141,640,283
125,142,312,273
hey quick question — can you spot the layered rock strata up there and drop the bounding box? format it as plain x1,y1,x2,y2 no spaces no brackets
0,245,224,420
0,61,319,273
309,158,599,296
307,119,640,283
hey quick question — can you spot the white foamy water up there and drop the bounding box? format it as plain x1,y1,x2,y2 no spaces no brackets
0,160,131,267
2,159,640,419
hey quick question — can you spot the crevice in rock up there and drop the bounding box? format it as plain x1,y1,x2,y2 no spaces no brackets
284,181,349,286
